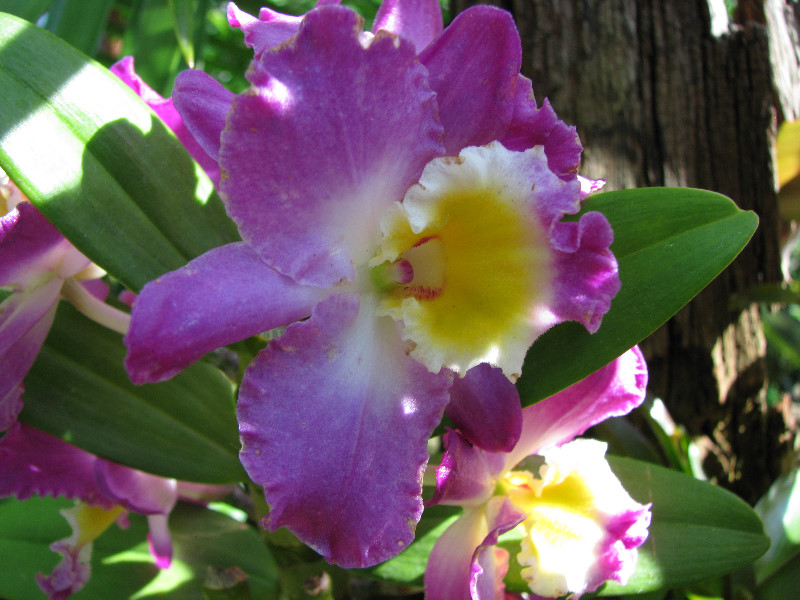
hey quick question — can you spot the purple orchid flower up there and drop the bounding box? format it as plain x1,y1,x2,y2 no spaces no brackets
426,347,651,600
0,422,230,600
0,176,110,432
124,1,620,568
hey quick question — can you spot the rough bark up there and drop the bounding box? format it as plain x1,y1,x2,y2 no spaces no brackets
451,0,796,503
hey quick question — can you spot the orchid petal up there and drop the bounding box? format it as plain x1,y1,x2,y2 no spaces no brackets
418,5,520,155
146,514,174,569
548,211,620,333
172,68,235,165
112,57,221,185
0,283,58,430
93,460,178,515
0,276,61,357
238,293,450,567
124,242,324,383
507,347,648,467
500,77,583,180
0,423,114,508
425,507,487,600
0,202,88,287
227,0,343,59
515,440,651,596
579,175,606,198
220,5,443,287
430,431,498,508
227,2,303,58
373,0,443,53
471,496,526,600
446,364,522,453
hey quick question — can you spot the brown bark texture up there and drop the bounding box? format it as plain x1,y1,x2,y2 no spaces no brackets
451,0,798,504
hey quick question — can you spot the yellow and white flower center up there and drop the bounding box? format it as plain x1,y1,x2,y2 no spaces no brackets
370,141,572,379
499,440,637,598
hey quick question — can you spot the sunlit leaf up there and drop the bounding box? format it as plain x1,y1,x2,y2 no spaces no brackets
0,12,239,293
518,188,758,406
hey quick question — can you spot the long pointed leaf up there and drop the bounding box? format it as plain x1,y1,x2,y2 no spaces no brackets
518,188,758,406
0,12,239,292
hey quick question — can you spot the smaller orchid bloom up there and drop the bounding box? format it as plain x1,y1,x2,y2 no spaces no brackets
0,174,115,432
0,422,231,600
426,348,651,600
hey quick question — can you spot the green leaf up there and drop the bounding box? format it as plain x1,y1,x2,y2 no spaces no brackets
762,311,800,371
123,0,185,96
754,469,800,584
0,0,54,21
42,0,115,56
19,303,245,484
0,497,280,600
597,457,769,595
169,0,196,68
0,12,239,292
756,552,800,600
518,188,758,406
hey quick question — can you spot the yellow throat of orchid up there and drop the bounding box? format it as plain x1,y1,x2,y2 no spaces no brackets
371,142,568,380
498,439,636,598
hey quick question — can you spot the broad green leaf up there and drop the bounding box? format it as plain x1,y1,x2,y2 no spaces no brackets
19,303,245,484
42,0,115,56
754,469,800,583
518,188,758,406
0,0,53,21
597,457,769,595
0,12,239,292
0,497,280,600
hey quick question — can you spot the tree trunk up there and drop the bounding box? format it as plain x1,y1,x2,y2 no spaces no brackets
451,0,796,503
